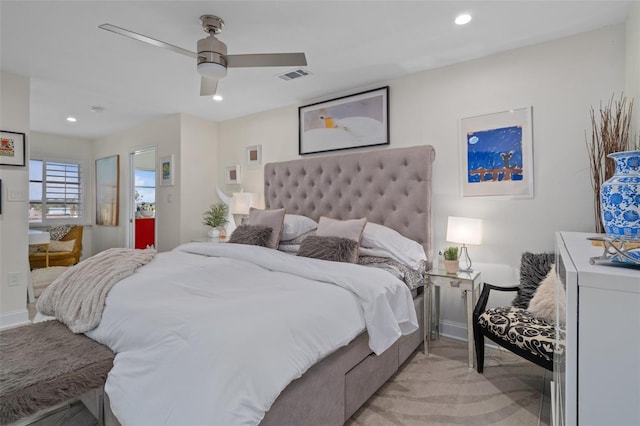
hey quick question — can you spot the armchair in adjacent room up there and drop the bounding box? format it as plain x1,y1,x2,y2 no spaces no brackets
29,225,83,269
472,252,565,373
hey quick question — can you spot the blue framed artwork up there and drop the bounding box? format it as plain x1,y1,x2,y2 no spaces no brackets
459,107,533,198
160,155,174,186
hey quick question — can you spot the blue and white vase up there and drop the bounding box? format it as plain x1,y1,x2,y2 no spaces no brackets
600,150,640,240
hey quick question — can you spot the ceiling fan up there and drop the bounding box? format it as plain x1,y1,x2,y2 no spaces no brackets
99,15,307,96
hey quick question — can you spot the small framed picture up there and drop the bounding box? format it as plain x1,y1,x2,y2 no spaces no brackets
0,130,26,167
225,165,242,184
160,155,175,186
246,145,262,166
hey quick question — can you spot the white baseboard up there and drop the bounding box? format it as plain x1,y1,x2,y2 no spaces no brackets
435,320,500,350
438,320,469,341
0,309,30,330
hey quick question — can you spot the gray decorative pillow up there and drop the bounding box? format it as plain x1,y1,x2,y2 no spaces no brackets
48,224,73,241
512,252,555,308
316,216,367,242
228,225,273,247
297,236,359,263
247,207,285,249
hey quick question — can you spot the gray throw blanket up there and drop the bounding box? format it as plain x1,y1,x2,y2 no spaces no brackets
37,247,156,333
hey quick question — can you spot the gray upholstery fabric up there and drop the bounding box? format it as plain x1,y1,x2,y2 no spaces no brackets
264,145,435,267
297,236,359,263
0,321,113,423
512,252,555,308
228,224,273,247
316,216,367,242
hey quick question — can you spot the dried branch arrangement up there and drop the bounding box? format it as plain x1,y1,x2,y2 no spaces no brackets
586,93,637,233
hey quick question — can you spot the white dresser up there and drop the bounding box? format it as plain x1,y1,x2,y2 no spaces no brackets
554,232,640,426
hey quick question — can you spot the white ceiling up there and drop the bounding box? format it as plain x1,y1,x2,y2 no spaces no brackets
0,1,633,140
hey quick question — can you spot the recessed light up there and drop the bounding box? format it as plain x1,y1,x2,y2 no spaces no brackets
455,13,472,25
212,94,223,102
66,116,77,122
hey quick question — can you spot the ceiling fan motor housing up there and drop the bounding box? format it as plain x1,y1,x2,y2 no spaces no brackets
197,35,228,78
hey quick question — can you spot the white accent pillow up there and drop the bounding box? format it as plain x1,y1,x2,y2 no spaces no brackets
316,216,367,242
49,239,75,252
360,222,426,270
527,265,565,324
281,214,318,241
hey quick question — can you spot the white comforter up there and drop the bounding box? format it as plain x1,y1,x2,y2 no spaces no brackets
86,242,418,425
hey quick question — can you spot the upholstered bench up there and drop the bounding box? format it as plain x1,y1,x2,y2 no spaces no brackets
473,252,566,373
0,320,114,424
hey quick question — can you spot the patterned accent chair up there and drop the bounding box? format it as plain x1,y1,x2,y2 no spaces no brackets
472,252,565,373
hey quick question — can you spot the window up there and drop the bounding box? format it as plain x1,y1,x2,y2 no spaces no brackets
29,159,83,224
135,168,156,217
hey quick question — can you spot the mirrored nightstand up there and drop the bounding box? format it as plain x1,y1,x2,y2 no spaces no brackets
425,268,482,368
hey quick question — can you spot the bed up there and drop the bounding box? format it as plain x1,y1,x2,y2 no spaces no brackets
38,144,436,425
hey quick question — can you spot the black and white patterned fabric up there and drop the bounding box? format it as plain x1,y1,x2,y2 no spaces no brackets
477,306,566,363
48,224,73,241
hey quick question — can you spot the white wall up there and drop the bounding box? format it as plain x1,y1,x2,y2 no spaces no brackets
0,71,30,328
92,113,218,254
218,25,626,336
179,114,219,241
627,1,640,137
29,131,94,260
93,114,181,253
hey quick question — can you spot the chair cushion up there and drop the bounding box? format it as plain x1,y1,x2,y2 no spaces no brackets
477,306,565,363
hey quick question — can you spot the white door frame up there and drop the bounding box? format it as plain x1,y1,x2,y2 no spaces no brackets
129,147,157,249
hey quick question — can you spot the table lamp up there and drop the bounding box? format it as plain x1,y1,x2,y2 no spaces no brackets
231,192,258,223
446,216,483,272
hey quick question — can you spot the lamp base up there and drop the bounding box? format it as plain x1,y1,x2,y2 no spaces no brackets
459,245,473,272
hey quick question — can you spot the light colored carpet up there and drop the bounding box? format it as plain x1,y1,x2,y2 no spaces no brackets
31,266,68,298
347,338,550,426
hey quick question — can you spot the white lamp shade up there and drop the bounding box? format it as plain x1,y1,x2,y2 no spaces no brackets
446,216,483,245
231,192,257,215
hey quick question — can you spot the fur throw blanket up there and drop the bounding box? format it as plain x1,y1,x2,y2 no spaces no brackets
37,247,156,333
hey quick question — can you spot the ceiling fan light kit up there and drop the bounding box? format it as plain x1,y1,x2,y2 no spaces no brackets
99,14,307,97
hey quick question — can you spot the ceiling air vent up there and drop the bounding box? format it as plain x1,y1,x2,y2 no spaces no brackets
276,69,311,81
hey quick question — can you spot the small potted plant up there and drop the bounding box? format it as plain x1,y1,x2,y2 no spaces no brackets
202,202,229,239
442,246,459,274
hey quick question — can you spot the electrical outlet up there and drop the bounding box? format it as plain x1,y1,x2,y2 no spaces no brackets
8,272,20,287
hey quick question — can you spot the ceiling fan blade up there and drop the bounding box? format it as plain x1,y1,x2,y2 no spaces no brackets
200,76,218,96
226,53,307,68
99,24,197,59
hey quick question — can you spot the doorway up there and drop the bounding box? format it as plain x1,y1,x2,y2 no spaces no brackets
130,148,156,249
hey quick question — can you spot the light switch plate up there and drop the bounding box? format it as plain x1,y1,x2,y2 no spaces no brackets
8,189,26,202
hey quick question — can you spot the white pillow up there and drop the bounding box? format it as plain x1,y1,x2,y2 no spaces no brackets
527,265,566,324
281,214,318,241
360,222,426,270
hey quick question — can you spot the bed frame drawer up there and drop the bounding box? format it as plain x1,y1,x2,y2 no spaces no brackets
344,342,399,419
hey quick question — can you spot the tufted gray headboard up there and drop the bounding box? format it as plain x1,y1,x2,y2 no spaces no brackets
264,145,436,266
